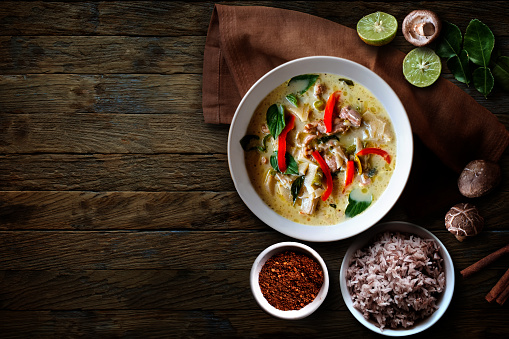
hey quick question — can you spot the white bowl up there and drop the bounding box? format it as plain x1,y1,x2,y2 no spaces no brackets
339,221,455,336
250,242,329,320
228,56,413,242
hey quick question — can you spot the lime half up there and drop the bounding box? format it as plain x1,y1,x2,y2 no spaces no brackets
357,12,398,46
403,47,442,87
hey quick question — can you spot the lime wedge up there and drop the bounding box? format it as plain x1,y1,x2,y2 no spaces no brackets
403,47,442,87
357,12,398,46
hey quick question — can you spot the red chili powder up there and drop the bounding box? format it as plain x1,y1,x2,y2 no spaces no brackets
258,250,324,311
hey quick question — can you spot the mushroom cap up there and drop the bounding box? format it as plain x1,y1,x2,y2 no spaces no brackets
402,10,442,47
445,203,484,242
458,160,501,198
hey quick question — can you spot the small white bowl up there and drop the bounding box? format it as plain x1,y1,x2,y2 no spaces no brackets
340,221,455,336
250,242,330,320
228,56,413,242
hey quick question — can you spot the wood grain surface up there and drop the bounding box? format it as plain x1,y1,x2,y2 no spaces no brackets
0,1,508,338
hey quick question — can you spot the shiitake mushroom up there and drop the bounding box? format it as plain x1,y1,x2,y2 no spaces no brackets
445,203,484,242
458,160,501,198
402,10,442,47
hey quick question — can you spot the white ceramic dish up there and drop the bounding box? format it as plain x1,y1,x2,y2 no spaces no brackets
250,242,329,320
228,56,413,242
339,221,455,336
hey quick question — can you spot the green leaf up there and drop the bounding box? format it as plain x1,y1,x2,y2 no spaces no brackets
259,134,271,152
240,135,260,151
436,21,462,58
345,190,372,218
472,67,494,98
286,94,298,107
288,74,319,95
240,134,270,152
266,104,285,138
270,152,299,175
316,135,340,144
463,19,495,67
291,175,305,204
338,78,355,86
447,50,472,85
492,56,509,91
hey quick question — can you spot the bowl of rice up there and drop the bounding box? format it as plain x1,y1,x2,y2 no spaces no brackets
339,221,454,336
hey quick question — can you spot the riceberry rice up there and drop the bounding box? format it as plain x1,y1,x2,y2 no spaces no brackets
346,231,445,330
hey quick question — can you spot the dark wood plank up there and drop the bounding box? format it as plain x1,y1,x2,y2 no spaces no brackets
1,75,508,120
1,2,508,37
0,74,202,114
0,36,205,74
0,154,233,191
0,113,228,154
0,308,507,338
0,191,258,230
1,190,508,231
0,35,508,75
3,152,509,192
1,268,508,311
0,230,507,270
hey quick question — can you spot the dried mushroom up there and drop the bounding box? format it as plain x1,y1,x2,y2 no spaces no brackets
402,10,442,46
458,160,501,198
445,203,484,242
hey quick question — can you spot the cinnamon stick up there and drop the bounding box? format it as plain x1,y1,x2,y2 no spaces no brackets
460,244,509,278
496,283,509,305
485,268,509,303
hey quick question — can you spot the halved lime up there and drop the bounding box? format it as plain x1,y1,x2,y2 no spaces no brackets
357,12,398,46
403,47,442,87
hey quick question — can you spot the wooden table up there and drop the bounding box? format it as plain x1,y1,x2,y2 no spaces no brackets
1,2,508,337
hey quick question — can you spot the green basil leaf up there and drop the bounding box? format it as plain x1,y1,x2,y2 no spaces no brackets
258,134,271,152
270,153,278,171
291,175,305,204
464,19,495,67
338,78,355,86
289,74,319,95
266,104,286,138
240,135,260,151
447,50,472,85
493,56,509,91
472,66,494,98
436,21,462,59
285,154,300,175
286,94,298,107
345,191,372,218
316,135,340,144
270,152,299,175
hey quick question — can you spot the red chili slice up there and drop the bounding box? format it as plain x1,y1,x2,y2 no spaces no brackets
356,147,391,164
277,114,296,173
343,160,355,193
324,91,341,133
312,150,333,201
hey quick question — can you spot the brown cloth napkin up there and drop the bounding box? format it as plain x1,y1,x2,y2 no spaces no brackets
203,5,509,216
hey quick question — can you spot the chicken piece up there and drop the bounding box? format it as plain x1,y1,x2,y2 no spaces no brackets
314,82,326,98
264,171,276,195
340,106,362,127
300,193,320,215
287,105,311,122
275,172,292,189
360,173,372,186
316,139,348,172
304,118,349,135
363,112,392,142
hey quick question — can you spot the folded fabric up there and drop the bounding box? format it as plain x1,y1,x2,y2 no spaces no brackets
202,4,509,215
